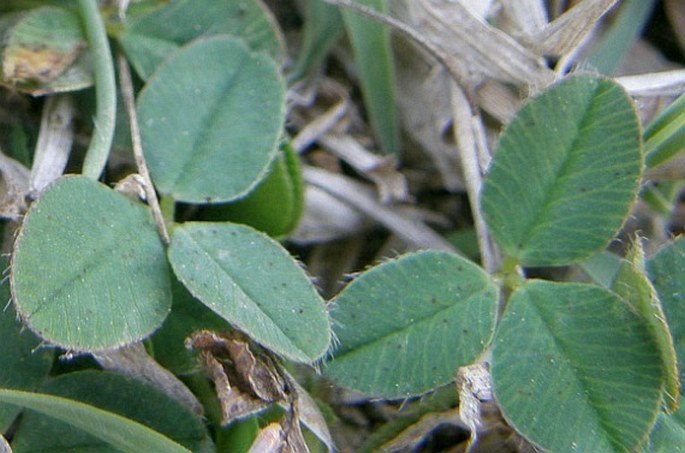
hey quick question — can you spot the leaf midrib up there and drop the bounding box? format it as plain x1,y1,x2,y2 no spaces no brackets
333,288,493,360
516,84,603,255
174,228,311,362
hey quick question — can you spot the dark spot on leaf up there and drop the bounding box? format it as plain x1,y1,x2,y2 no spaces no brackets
396,344,402,349
298,309,304,314
431,297,437,304
462,329,469,335
443,319,448,324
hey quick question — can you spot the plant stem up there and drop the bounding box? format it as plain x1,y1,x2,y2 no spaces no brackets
78,0,116,180
117,52,170,245
450,84,500,273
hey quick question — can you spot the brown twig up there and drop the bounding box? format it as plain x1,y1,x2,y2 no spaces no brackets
116,52,170,245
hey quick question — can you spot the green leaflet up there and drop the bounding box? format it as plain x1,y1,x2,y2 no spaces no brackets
137,36,285,204
481,75,642,266
492,281,663,452
168,222,331,363
11,175,171,351
326,251,498,398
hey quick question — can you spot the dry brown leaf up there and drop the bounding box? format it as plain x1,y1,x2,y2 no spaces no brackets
616,69,685,97
283,372,336,452
248,423,284,453
291,185,371,244
291,100,348,153
457,362,493,450
303,166,455,251
408,0,553,86
2,41,84,85
392,37,464,191
527,0,619,58
186,330,286,423
319,134,409,203
187,330,334,451
113,173,147,201
498,0,549,37
474,80,521,124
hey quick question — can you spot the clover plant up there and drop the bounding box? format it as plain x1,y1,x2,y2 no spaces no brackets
0,1,683,452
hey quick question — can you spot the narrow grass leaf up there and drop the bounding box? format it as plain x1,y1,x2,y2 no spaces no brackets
481,75,642,266
341,0,400,154
11,175,172,351
585,0,657,75
0,388,190,453
168,222,331,363
138,36,285,204
11,371,212,452
325,251,498,398
492,281,663,453
288,0,344,82
644,93,685,169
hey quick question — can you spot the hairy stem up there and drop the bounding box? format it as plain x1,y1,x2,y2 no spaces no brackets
78,0,116,180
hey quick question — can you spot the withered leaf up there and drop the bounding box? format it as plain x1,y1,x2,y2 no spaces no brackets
187,330,286,422
0,7,86,86
187,329,333,452
3,43,83,85
248,423,283,453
